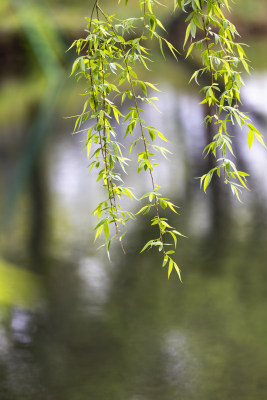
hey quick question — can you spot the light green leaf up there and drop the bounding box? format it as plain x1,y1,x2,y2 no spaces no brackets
145,82,161,92
248,129,254,150
203,173,212,192
139,81,147,96
95,226,103,241
87,139,92,158
174,262,182,281
168,258,173,279
183,23,191,48
156,130,169,142
162,256,168,267
104,222,109,241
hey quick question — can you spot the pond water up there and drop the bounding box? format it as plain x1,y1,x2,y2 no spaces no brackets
0,75,267,400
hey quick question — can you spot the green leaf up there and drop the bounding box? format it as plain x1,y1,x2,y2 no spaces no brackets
95,225,103,241
168,258,173,279
174,262,182,281
248,129,254,150
146,0,153,14
70,58,80,76
165,40,179,60
139,81,147,96
242,59,250,74
255,133,266,148
194,0,201,9
203,172,213,192
149,192,154,202
145,82,161,92
190,21,197,38
158,36,165,59
169,231,177,248
87,139,92,158
183,23,191,48
140,240,154,253
166,201,178,214
160,199,167,209
94,218,108,230
113,108,120,124
156,130,169,142
104,222,109,241
172,230,186,238
186,43,195,58
247,124,265,147
162,256,168,267
136,205,150,215
148,129,156,141
156,18,166,32
176,0,185,11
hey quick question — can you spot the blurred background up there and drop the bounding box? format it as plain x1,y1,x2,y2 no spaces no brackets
0,0,267,399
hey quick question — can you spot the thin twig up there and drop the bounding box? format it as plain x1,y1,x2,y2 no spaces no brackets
97,4,166,257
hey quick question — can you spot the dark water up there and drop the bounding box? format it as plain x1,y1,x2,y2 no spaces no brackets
1,82,267,400
1,221,267,400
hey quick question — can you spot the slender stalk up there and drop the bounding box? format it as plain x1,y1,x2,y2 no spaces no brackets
88,3,125,253
201,14,226,180
97,4,166,257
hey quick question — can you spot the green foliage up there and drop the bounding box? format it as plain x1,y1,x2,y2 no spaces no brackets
70,0,266,280
181,0,266,197
69,0,182,279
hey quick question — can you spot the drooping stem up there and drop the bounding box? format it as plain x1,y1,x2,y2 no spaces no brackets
97,4,166,257
201,14,227,180
88,3,126,253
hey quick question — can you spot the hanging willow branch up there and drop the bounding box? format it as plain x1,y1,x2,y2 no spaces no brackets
69,0,265,280
181,0,266,198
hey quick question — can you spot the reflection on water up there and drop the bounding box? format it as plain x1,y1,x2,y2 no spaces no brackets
0,75,267,399
1,232,267,400
78,257,110,315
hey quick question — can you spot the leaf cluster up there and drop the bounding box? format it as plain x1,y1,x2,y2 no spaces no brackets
69,0,266,280
180,0,266,197
70,0,183,279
